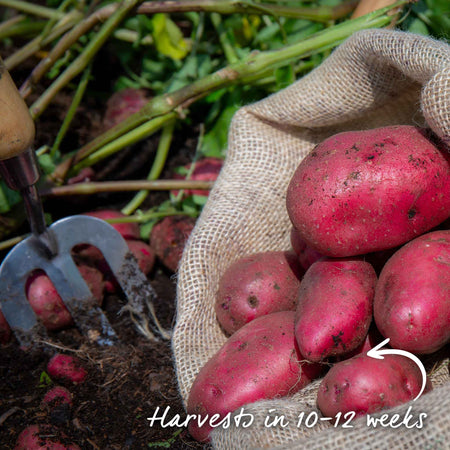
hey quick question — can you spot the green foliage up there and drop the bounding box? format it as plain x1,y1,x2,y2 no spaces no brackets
0,181,21,214
152,14,190,60
38,371,53,388
400,0,450,39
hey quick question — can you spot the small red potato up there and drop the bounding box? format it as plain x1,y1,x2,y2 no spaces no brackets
66,167,96,185
74,239,154,294
149,215,196,272
103,88,149,130
42,386,73,408
47,354,87,385
374,230,450,354
317,354,432,418
26,264,104,331
83,209,140,240
0,309,11,344
171,157,223,197
125,239,155,275
15,424,80,450
286,126,450,257
41,386,73,426
290,228,324,270
215,250,304,334
295,258,377,362
187,311,323,442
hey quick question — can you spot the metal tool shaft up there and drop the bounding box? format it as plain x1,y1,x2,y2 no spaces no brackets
0,148,57,256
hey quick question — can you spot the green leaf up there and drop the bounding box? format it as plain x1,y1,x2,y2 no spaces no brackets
140,219,158,240
407,18,430,35
201,89,244,157
179,197,199,215
38,153,57,175
275,64,295,90
38,371,53,388
0,180,21,214
152,14,189,61
192,194,208,207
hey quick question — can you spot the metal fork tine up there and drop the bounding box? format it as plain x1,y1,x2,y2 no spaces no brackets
0,236,49,348
0,215,163,348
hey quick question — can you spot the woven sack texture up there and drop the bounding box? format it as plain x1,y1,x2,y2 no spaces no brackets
172,28,450,449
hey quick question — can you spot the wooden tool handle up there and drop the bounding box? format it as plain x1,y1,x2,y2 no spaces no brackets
0,58,35,160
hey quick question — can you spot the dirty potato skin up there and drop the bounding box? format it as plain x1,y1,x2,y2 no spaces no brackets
215,250,304,334
286,126,450,257
294,258,377,362
149,215,196,272
374,230,450,354
187,311,323,442
317,354,432,418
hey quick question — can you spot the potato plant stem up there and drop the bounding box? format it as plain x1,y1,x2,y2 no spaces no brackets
4,10,82,70
122,120,176,215
135,0,360,23
0,20,45,41
41,179,214,196
0,14,26,37
51,64,92,158
0,235,25,252
0,0,64,20
114,210,199,224
70,112,178,176
60,1,404,174
29,0,145,119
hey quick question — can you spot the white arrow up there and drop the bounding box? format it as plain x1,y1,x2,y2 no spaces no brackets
367,338,427,402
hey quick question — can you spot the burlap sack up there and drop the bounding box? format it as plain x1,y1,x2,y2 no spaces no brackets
172,28,450,449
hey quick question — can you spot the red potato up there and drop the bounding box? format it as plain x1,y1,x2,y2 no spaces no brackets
336,325,384,361
126,239,156,275
374,230,450,354
286,126,450,257
15,424,80,450
294,258,377,362
149,215,196,272
83,209,140,240
317,354,432,418
41,386,73,426
26,264,104,331
290,228,324,270
171,157,223,197
47,354,87,385
0,309,11,344
42,386,73,407
215,250,304,334
187,311,323,442
66,167,96,185
73,239,155,295
103,88,149,130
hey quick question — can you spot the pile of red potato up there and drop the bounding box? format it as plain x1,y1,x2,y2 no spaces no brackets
186,125,450,442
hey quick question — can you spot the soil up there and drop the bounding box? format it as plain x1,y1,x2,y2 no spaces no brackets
0,46,209,449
